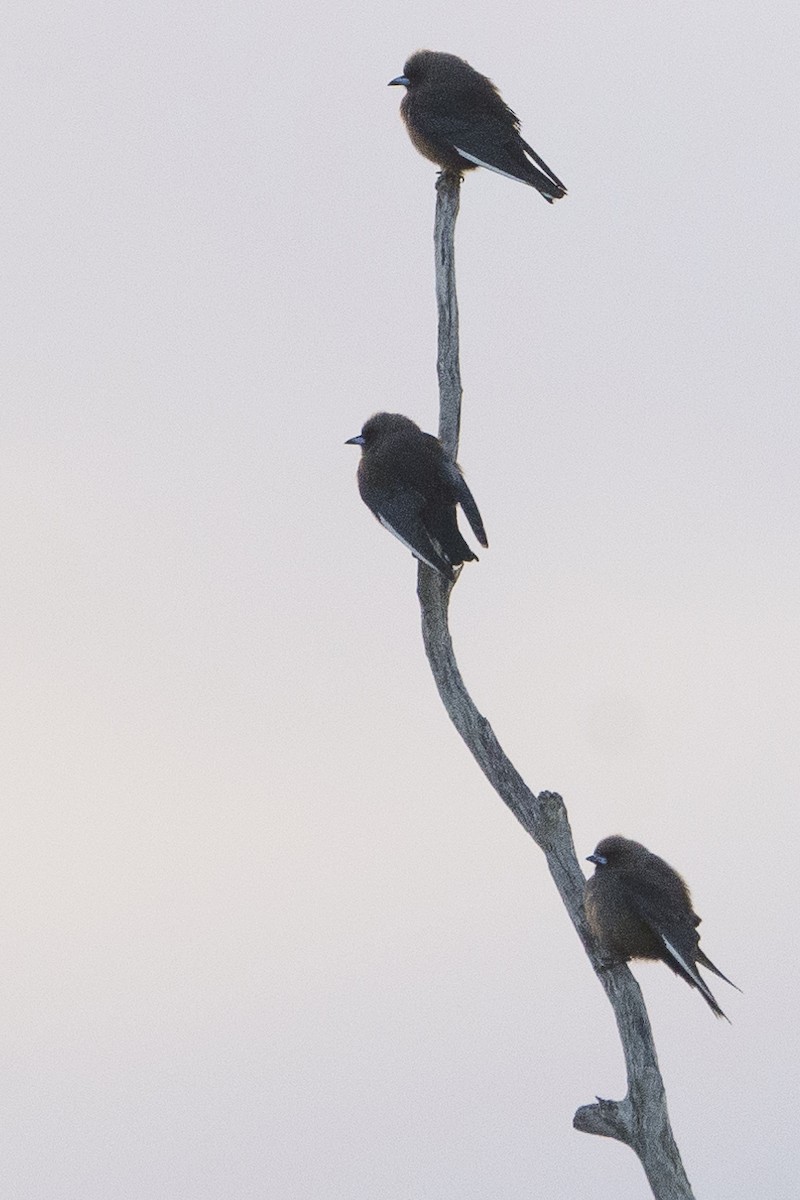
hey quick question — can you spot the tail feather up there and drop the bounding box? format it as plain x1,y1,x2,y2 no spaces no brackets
520,138,567,201
697,949,742,993
425,505,478,568
458,486,488,547
450,471,488,547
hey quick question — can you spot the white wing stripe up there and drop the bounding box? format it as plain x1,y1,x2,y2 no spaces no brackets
452,147,525,184
661,934,706,992
377,514,442,573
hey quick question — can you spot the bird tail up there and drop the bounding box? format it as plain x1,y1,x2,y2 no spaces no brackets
458,482,488,548
446,465,488,547
661,934,731,1020
433,524,479,569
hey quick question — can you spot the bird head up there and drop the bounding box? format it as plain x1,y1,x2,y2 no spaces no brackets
587,835,652,873
345,412,421,449
388,50,445,88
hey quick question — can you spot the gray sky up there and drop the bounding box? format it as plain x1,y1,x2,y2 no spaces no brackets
3,2,798,1197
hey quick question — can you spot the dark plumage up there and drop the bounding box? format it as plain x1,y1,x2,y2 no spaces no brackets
345,412,487,581
388,50,566,203
585,835,740,1020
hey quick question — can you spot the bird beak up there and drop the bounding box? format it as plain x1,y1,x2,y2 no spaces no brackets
388,75,410,87
586,853,607,866
345,435,365,446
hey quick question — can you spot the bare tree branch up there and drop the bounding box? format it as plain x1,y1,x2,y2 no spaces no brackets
416,170,695,1199
433,173,463,457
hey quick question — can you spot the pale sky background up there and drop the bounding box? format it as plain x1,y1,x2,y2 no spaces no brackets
2,2,798,1197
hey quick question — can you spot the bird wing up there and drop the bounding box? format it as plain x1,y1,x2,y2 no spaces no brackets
428,111,513,164
369,484,454,578
623,882,700,974
519,136,567,195
454,145,537,184
440,460,488,547
428,110,565,197
624,882,730,1017
657,932,710,993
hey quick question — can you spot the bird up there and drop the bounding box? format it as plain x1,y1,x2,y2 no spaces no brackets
584,835,740,1020
388,50,566,203
345,412,487,581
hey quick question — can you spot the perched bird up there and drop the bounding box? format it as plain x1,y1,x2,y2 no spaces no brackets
388,50,566,203
345,412,487,581
584,835,740,1020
